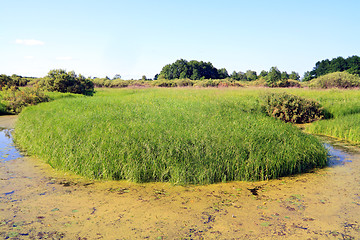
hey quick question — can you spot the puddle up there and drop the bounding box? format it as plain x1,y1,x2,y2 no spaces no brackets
0,116,360,239
325,143,353,166
0,129,23,162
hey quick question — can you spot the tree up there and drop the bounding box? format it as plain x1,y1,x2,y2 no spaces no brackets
259,70,268,78
40,69,94,95
230,71,247,81
266,67,281,87
246,70,257,81
142,75,147,81
281,71,289,80
217,68,229,79
289,71,300,80
113,74,121,80
306,55,360,80
158,59,223,80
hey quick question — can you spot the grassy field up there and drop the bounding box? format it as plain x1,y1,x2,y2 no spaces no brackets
284,88,360,143
14,88,329,184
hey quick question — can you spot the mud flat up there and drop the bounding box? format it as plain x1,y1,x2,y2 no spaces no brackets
0,116,359,239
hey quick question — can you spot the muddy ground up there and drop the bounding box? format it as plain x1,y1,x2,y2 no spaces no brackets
0,116,359,239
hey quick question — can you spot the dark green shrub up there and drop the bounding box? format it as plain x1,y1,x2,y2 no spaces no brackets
1,86,50,114
261,92,325,123
277,79,301,88
309,72,360,89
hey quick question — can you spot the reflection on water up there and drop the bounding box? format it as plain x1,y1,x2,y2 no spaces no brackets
0,128,23,162
325,143,353,166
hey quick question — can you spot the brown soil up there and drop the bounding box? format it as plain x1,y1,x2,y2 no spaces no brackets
0,116,359,239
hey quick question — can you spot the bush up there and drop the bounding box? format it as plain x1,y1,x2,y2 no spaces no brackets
1,86,50,114
261,92,325,123
39,69,94,95
0,74,15,88
309,72,360,89
278,79,301,88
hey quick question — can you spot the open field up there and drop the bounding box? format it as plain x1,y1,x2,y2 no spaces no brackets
14,88,328,184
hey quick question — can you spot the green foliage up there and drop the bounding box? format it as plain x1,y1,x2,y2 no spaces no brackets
261,92,325,123
0,74,15,88
158,59,224,80
266,67,282,87
277,79,301,88
15,88,327,184
1,86,50,114
10,74,32,86
289,71,300,80
39,69,94,95
230,71,247,81
309,72,360,89
306,55,360,80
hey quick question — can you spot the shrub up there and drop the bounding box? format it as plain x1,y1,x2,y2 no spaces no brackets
0,74,15,88
261,92,325,123
278,79,301,88
1,86,50,114
39,69,94,95
309,72,360,89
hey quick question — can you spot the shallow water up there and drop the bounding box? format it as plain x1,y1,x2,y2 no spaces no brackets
0,118,360,239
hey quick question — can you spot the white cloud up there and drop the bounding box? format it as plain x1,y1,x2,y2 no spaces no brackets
24,56,34,59
15,39,45,46
56,56,73,61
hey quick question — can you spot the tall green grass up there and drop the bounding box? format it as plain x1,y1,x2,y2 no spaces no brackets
306,113,360,143
14,88,327,184
282,89,360,143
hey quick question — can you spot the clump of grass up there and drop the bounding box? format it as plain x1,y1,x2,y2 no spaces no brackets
309,72,360,89
306,113,360,144
14,88,327,184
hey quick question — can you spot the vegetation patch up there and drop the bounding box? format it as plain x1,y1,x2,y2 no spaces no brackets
14,88,327,184
1,86,50,114
37,69,94,95
261,92,326,123
308,72,360,89
307,113,360,144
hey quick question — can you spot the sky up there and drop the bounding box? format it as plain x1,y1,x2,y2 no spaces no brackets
1,0,360,79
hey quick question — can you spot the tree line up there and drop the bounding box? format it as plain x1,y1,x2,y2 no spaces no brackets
156,59,301,86
303,55,360,81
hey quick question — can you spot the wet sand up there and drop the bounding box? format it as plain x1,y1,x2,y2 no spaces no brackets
0,116,359,239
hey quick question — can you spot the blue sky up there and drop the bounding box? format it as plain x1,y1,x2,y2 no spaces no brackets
1,0,359,79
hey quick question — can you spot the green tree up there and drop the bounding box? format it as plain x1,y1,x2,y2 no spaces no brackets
40,69,94,95
266,67,281,87
289,71,300,80
158,59,222,80
113,74,121,80
246,70,257,81
259,70,268,78
281,71,289,80
218,68,229,79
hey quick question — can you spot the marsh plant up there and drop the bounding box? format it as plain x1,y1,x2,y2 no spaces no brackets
15,88,328,184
